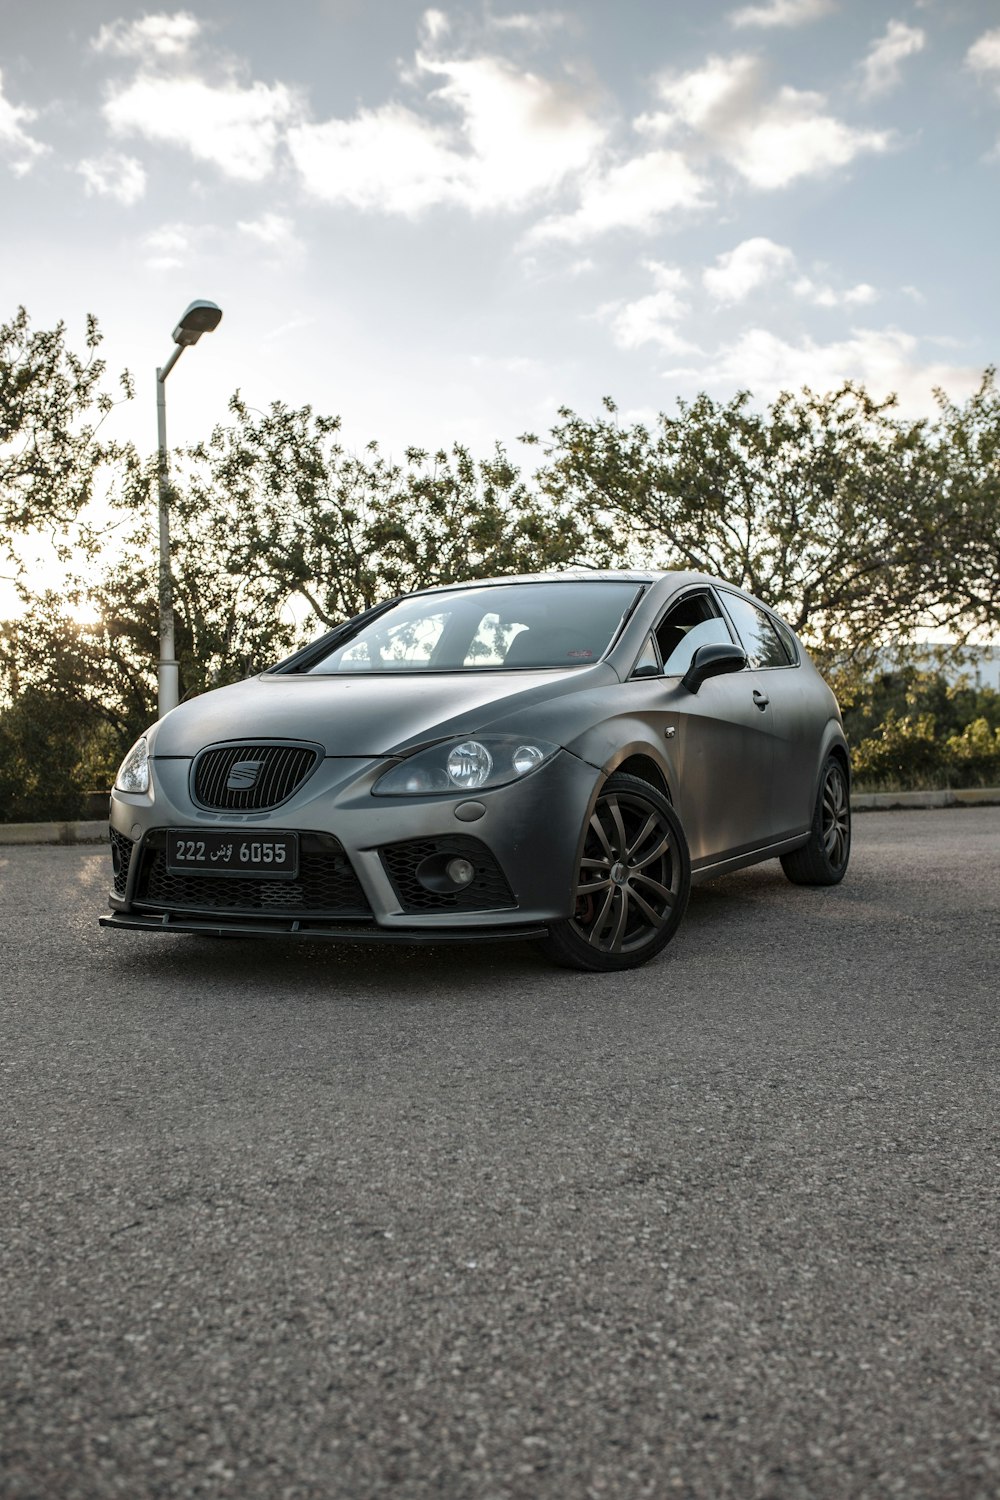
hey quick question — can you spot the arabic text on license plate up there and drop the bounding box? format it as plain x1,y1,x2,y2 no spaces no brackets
166,831,299,877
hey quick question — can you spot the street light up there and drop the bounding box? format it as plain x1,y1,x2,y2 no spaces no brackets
155,299,223,717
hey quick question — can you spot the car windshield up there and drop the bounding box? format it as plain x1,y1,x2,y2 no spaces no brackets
306,581,643,674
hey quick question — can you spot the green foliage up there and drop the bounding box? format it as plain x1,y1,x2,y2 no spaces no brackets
1,302,999,808
0,683,110,821
843,665,1000,788
0,307,136,567
850,702,1000,791
947,718,1000,785
841,664,1000,742
171,395,586,636
851,711,946,790
531,376,1000,687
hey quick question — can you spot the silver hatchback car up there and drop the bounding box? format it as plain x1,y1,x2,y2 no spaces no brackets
101,571,850,970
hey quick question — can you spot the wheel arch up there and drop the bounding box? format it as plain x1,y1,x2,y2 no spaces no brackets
814,724,852,805
612,753,672,802
828,739,851,785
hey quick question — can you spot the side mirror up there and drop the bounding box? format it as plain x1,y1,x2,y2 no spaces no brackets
681,641,748,694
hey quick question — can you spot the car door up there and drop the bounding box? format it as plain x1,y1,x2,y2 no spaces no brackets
716,590,815,840
644,588,778,866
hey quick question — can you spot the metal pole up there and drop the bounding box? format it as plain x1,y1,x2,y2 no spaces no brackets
156,345,184,717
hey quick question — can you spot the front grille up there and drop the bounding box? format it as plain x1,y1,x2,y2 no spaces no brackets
192,742,320,812
380,835,516,913
134,831,371,918
109,827,133,896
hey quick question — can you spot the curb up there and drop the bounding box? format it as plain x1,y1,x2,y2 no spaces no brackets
0,820,110,846
0,791,998,846
851,787,1000,811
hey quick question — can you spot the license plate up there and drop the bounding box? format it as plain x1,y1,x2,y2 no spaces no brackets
165,830,300,878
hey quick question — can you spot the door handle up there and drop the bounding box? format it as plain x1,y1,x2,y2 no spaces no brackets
752,689,770,710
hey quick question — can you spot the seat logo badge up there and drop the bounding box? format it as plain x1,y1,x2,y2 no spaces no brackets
226,760,263,790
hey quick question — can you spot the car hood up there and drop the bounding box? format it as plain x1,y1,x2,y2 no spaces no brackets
150,665,619,758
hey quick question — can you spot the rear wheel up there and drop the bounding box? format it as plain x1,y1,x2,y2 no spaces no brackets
539,773,691,972
780,755,851,886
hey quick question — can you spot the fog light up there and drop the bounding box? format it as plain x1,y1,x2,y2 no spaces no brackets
445,857,475,886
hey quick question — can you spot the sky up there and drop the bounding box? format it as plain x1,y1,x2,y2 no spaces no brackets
2,0,999,495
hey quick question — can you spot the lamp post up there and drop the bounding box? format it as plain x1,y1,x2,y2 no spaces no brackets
156,299,223,717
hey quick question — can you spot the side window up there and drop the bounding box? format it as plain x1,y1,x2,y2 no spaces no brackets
720,593,791,669
771,614,800,665
655,591,735,677
631,635,661,678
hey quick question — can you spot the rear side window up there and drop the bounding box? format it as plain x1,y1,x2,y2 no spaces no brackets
720,592,793,669
771,614,800,665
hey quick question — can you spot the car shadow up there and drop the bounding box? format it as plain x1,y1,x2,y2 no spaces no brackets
101,865,788,994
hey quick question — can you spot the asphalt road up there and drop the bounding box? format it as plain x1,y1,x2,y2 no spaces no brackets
2,808,998,1500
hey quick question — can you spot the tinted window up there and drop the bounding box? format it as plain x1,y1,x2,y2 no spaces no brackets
631,635,660,678
771,614,800,665
720,592,791,669
307,581,641,673
655,591,734,677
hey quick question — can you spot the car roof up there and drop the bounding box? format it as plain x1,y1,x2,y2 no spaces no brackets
410,569,691,594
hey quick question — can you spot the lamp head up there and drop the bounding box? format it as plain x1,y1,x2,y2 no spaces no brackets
172,299,223,347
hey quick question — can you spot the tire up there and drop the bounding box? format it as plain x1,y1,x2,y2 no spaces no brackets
539,773,691,972
780,754,851,886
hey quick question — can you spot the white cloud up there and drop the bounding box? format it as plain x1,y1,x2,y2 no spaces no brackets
143,222,197,271
0,69,48,176
421,9,450,43
637,53,759,137
729,92,890,187
93,11,201,60
237,211,297,246
236,212,303,259
662,326,980,415
104,74,302,182
602,263,698,354
489,11,569,37
966,29,1000,155
729,0,835,29
289,49,604,214
859,21,925,98
288,104,465,213
838,281,878,306
794,275,877,307
526,149,709,243
427,53,604,208
698,237,877,306
703,237,794,303
640,53,892,190
76,150,146,205
967,28,1000,79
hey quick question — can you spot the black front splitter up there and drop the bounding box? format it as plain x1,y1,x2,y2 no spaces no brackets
99,911,548,944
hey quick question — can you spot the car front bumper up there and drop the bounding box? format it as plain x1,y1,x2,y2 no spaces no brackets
102,749,600,942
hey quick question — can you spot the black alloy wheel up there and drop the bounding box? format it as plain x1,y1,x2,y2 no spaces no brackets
780,754,851,886
540,772,691,972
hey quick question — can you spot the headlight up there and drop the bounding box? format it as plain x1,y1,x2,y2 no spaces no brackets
114,737,150,794
373,736,559,796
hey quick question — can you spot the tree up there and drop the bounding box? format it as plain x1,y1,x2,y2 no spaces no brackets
920,368,1000,641
166,394,585,648
528,380,1000,687
0,307,135,572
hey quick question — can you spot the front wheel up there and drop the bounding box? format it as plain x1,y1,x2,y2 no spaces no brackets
780,754,851,886
539,773,691,972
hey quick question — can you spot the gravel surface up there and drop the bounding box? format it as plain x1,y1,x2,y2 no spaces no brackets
2,808,998,1500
